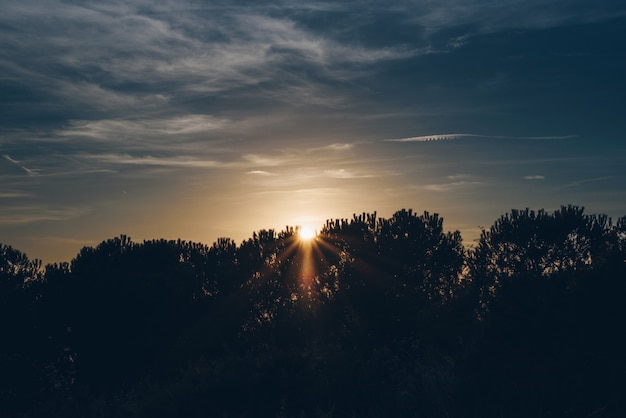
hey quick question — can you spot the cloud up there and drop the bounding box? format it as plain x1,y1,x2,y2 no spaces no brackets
314,143,355,152
385,134,479,142
1,0,419,122
243,154,289,167
384,134,577,142
423,181,482,191
447,174,475,181
58,116,229,141
524,175,545,180
447,34,470,49
233,12,415,65
0,192,30,198
246,170,277,176
411,0,626,35
57,82,170,112
324,169,354,179
0,206,83,225
323,168,377,179
2,154,38,175
4,0,619,145
81,153,235,169
49,115,237,158
564,176,613,188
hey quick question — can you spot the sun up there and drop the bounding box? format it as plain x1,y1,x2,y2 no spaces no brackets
299,226,316,241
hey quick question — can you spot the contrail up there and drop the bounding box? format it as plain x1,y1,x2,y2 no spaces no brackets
2,154,37,175
384,134,577,142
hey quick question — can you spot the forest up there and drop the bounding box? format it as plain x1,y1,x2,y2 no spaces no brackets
1,205,625,417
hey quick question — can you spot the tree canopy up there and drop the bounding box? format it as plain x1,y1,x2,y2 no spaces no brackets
1,206,624,417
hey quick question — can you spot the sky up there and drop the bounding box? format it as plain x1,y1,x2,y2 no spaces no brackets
1,0,625,264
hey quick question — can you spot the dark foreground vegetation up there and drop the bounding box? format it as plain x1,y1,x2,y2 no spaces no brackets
2,206,625,417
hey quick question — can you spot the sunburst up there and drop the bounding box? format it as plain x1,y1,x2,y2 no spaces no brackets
298,226,316,241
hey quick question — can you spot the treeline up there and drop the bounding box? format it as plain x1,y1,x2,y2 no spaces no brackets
1,206,625,417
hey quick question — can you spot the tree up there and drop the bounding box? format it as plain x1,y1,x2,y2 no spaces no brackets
376,209,465,303
462,206,626,417
43,236,214,391
0,244,45,416
470,205,617,311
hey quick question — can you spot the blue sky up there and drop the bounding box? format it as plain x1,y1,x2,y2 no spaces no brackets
1,0,625,263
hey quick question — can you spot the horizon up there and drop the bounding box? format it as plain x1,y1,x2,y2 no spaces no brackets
2,1,625,264
3,204,623,266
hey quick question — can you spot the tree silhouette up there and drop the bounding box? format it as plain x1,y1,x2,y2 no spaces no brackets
0,245,47,417
463,206,626,417
34,236,219,392
1,206,625,417
470,205,620,314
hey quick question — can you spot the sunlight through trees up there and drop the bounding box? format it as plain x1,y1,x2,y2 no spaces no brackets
1,206,625,417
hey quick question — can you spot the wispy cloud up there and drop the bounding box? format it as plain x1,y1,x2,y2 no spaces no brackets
324,169,354,179
2,154,38,175
447,34,470,49
385,134,479,142
384,134,577,142
58,116,229,141
1,0,418,122
0,192,30,198
524,175,545,180
447,174,475,181
57,82,170,112
0,206,83,225
564,176,613,188
423,181,482,192
81,153,236,169
246,170,277,176
411,0,626,35
243,154,290,167
310,143,355,152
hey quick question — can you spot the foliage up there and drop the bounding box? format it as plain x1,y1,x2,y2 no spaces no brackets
1,206,625,417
